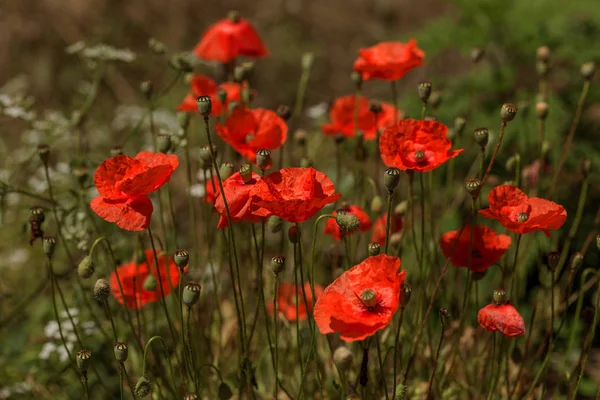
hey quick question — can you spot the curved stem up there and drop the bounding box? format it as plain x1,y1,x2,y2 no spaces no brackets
426,311,447,399
376,331,390,400
392,307,406,400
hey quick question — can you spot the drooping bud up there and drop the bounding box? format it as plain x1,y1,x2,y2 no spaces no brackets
196,95,212,117
174,249,189,270
505,154,520,173
395,383,408,400
77,349,92,374
183,283,201,307
464,178,481,197
78,255,95,279
271,256,285,275
114,342,129,363
367,242,381,256
418,81,432,104
369,101,383,115
240,164,253,183
454,116,467,136
474,127,489,148
333,346,354,371
493,289,507,305
276,105,292,121
288,226,301,244
547,251,560,271
580,61,596,81
570,252,583,273
500,103,518,122
334,133,345,145
143,275,157,291
360,289,377,308
336,212,360,234
301,52,315,71
384,167,401,192
199,145,217,164
220,162,234,180
471,47,485,63
536,102,549,120
294,129,307,146
267,215,283,233
135,375,152,398
300,158,313,168
43,236,56,259
168,54,192,72
580,158,591,178
140,80,153,100
93,279,111,303
37,144,50,165
394,201,408,216
177,112,191,130
370,196,384,214
400,284,412,307
256,149,272,171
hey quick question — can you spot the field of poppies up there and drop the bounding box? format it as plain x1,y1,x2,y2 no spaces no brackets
1,1,600,399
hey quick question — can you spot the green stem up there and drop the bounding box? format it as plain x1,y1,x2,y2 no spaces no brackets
104,299,118,342
384,189,394,254
508,234,523,297
392,307,405,400
273,277,279,398
376,331,390,400
427,311,447,399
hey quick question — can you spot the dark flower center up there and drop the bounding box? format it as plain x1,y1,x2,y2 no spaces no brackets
360,289,377,309
517,212,529,223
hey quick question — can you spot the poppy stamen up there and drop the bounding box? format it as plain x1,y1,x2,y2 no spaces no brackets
360,289,378,309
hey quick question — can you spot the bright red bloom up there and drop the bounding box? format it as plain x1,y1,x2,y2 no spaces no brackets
110,250,180,309
314,255,405,342
324,204,372,240
440,225,511,273
266,282,324,321
321,95,401,140
214,171,270,228
380,119,462,172
353,40,424,81
478,303,525,338
202,176,220,205
91,152,178,231
216,107,287,163
254,167,341,223
479,184,567,237
193,16,268,63
370,213,403,245
177,75,244,116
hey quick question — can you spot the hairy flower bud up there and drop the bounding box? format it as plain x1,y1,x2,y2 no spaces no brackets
114,342,129,363
300,158,313,168
148,38,166,55
177,112,191,130
78,255,95,279
454,116,467,135
336,212,360,234
384,167,401,192
368,242,381,256
429,91,443,109
135,375,152,397
370,196,384,214
333,346,354,371
394,201,408,216
267,215,283,233
93,279,111,303
301,52,315,71
183,283,201,307
471,47,485,63
570,252,583,274
111,146,124,156
143,275,157,292
536,45,550,62
276,105,292,121
536,102,549,120
140,80,153,100
37,144,50,165
580,61,596,80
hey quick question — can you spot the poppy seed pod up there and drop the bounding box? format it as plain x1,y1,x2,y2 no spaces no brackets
184,393,198,400
336,212,360,234
516,212,529,223
500,103,518,122
400,283,412,307
474,127,489,148
135,375,152,398
464,178,481,197
199,145,217,163
547,251,560,271
196,95,212,117
78,255,95,279
454,116,467,135
218,382,233,400
360,289,377,308
471,47,485,63
580,158,591,178
76,349,92,373
536,45,550,62
267,215,283,233
43,236,56,259
183,283,201,307
240,164,253,183
156,133,171,153
333,346,354,371
114,342,129,363
276,105,292,121
174,249,189,269
417,81,432,103
536,102,549,120
140,80,153,100
148,38,166,55
384,167,401,192
256,148,272,171
110,146,124,156
370,195,384,214
220,162,234,180
288,226,301,244
271,255,285,275
37,144,50,165
93,279,111,303
30,206,45,222
580,61,596,80
493,289,507,305
368,242,381,256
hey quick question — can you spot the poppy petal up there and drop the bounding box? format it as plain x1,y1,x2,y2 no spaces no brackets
91,195,153,231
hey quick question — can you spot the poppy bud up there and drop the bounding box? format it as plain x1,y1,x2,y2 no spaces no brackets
300,158,313,168
505,154,520,174
148,38,166,55
294,129,307,146
351,71,363,90
464,178,481,197
400,284,412,307
301,52,315,71
183,283,201,307
77,349,92,374
570,252,583,274
370,196,384,214
157,133,171,153
580,158,591,178
439,308,450,318
493,289,507,305
536,102,549,120
333,346,354,371
429,91,443,109
511,346,523,364
256,148,272,171
143,275,157,292
536,45,550,62
536,61,549,78
184,393,198,400
471,47,485,63
288,226,301,244
384,167,401,192
111,146,124,156
177,112,191,130
453,116,467,136
516,212,529,223
277,105,292,121
114,342,129,363
43,236,56,259
271,255,285,275
417,81,432,104
336,212,360,234
267,216,283,233
360,289,377,308
218,382,233,400
174,249,189,270
199,145,217,163
240,164,253,183
474,127,489,148
395,384,408,400
471,270,488,281
93,279,110,303
394,201,408,216
169,54,192,72
220,162,234,180
580,61,596,80
233,65,246,83
140,80,153,100
30,206,45,222
368,242,381,256
135,375,152,398
369,101,383,115
78,255,95,279
196,95,212,117
500,103,518,122
37,144,50,165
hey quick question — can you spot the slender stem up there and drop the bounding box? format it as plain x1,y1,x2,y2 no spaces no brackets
119,364,124,400
186,307,200,394
508,234,523,297
104,299,118,342
183,125,200,269
309,214,335,307
508,304,537,400
384,189,394,254
392,307,406,400
293,239,305,383
391,81,399,120
427,311,447,399
273,277,279,397
376,331,390,400
418,173,426,273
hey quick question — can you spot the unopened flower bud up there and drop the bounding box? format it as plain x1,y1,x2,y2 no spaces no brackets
256,149,272,171
114,342,129,363
301,52,315,71
464,178,481,197
368,242,381,256
177,112,191,130
580,158,591,178
518,101,530,117
111,146,123,156
267,216,283,233
493,289,507,305
220,162,234,180
169,54,192,72
536,46,550,62
135,375,152,397
384,167,401,192
370,196,384,214
143,275,157,291
72,166,89,186
395,383,408,400
580,61,596,80
271,255,285,275
30,206,45,222
196,95,212,117
474,127,489,148
199,145,217,164
148,38,166,55
453,116,467,135
333,346,354,371
93,279,111,303
43,236,56,259
300,158,313,168
183,283,201,307
429,91,443,109
471,47,485,63
288,226,301,244
77,349,92,374
240,164,253,183
418,81,432,104
140,80,153,100
536,102,549,120
570,252,583,274
400,284,412,307
157,133,171,153
78,256,95,279
500,103,518,122
37,144,50,165
277,105,292,121
336,212,360,234
547,251,560,271
174,249,189,270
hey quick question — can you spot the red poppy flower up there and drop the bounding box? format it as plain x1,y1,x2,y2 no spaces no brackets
177,75,244,116
254,167,341,223
322,95,401,140
314,255,406,342
110,250,180,309
478,303,525,338
479,184,567,237
91,152,178,231
203,175,221,205
370,213,403,245
216,107,287,163
266,282,324,322
324,204,372,240
440,225,511,273
214,171,270,228
380,119,462,172
353,40,424,81
193,15,268,63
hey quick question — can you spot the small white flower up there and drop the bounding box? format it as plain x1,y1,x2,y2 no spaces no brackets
57,343,74,362
39,342,57,360
44,320,61,340
188,184,206,198
306,102,329,120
